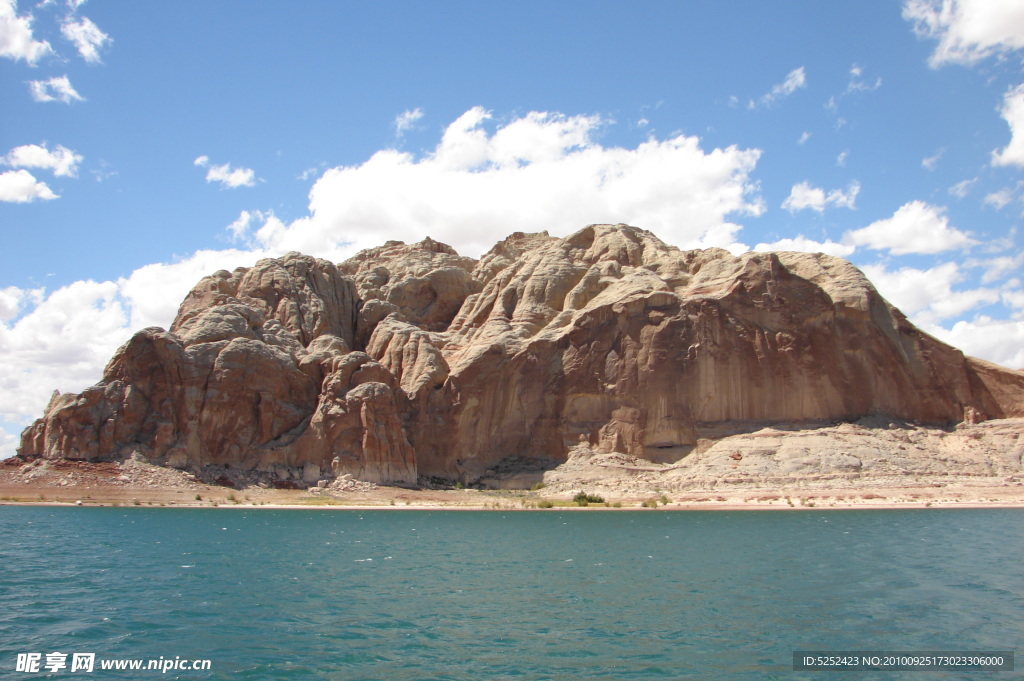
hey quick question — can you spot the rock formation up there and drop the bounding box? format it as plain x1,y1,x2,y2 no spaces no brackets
17,224,1024,486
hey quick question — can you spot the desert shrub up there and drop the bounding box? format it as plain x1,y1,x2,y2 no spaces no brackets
573,492,604,506
537,500,554,509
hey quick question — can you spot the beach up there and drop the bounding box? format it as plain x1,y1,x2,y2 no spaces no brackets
3,456,1022,511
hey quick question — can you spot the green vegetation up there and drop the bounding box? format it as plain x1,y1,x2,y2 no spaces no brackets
529,481,546,491
573,492,605,506
537,500,555,508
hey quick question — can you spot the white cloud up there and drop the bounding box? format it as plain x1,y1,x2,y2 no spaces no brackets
207,164,256,188
115,248,268,332
0,427,17,459
60,14,109,63
0,107,771,442
0,169,57,202
844,200,975,255
256,107,764,259
782,180,860,213
903,0,1024,67
797,131,811,145
1003,287,1024,312
966,252,1024,284
992,83,1024,168
782,182,826,212
846,64,882,93
984,188,1015,209
0,285,37,321
922,148,945,170
934,317,1024,369
194,155,257,188
949,178,977,198
753,67,807,108
27,74,83,103
226,210,255,242
0,279,130,430
0,246,269,443
3,143,82,177
836,151,848,167
0,0,53,64
753,236,855,258
394,107,424,137
224,209,276,244
862,261,999,326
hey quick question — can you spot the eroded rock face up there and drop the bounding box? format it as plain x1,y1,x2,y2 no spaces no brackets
18,226,1024,485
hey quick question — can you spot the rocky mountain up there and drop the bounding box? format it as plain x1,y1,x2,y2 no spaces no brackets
17,224,1024,487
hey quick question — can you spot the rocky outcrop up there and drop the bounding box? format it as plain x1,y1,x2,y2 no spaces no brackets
18,225,1024,486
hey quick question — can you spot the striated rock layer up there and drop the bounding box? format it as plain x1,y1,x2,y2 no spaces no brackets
18,224,1024,486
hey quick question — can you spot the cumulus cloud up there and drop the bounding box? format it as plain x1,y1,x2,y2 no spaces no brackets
3,143,82,177
0,428,17,459
27,74,83,103
753,236,855,258
224,209,279,245
781,180,860,213
752,67,807,108
0,107,768,442
0,169,57,202
194,155,257,189
115,247,269,332
844,200,975,255
0,246,268,449
60,14,109,63
394,107,424,137
256,106,764,259
903,0,1024,67
0,285,38,321
862,261,1000,326
0,279,129,431
934,317,1024,369
0,0,53,64
992,84,1024,168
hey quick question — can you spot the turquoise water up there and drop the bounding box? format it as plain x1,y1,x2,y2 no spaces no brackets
0,507,1020,680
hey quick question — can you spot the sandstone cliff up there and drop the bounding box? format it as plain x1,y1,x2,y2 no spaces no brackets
18,224,1024,486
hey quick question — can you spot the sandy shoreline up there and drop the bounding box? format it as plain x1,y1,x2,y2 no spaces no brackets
4,484,1023,512
4,456,1023,512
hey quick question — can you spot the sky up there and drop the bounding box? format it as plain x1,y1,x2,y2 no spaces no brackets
1,0,1024,457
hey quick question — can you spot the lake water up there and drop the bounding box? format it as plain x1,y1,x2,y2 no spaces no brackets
0,507,1020,680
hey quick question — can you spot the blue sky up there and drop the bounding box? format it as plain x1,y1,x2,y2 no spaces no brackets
2,0,1023,456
